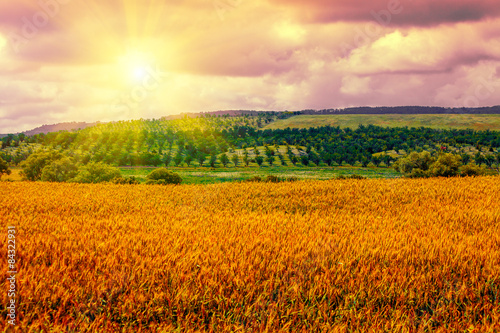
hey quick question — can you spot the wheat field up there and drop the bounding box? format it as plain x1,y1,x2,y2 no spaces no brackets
1,178,500,332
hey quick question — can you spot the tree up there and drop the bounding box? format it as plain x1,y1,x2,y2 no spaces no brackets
20,150,63,181
475,152,485,166
185,154,193,167
173,153,183,167
209,154,217,168
255,156,264,167
266,155,275,166
41,157,79,182
371,155,382,167
309,152,320,166
231,154,239,167
484,154,495,168
164,153,172,167
197,153,206,167
112,176,140,185
220,153,230,167
460,163,486,177
428,153,462,177
460,153,471,165
72,162,121,183
290,156,298,166
0,156,11,179
394,151,435,178
146,168,182,185
382,154,392,167
300,155,309,167
243,154,250,167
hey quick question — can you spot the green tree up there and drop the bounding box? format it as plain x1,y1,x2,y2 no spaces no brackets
41,157,79,182
460,153,471,165
255,156,264,167
20,150,63,181
428,153,462,177
72,162,121,183
266,155,275,166
209,154,217,168
300,155,309,167
394,151,435,178
475,152,485,166
243,154,250,167
173,153,183,167
382,154,392,167
197,153,206,167
484,154,495,168
185,154,193,167
371,155,382,167
146,168,182,185
112,176,140,185
231,154,239,167
0,156,11,179
220,153,230,167
164,153,172,167
460,163,486,177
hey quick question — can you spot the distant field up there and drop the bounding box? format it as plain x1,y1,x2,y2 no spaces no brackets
264,114,500,130
120,166,399,184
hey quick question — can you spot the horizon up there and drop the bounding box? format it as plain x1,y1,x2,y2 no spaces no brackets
1,1,500,133
4,105,500,135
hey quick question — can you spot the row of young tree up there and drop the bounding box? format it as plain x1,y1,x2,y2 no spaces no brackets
2,116,500,169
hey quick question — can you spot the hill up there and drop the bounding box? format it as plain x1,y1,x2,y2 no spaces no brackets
0,121,98,138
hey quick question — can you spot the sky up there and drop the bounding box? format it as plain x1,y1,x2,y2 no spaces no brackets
1,0,500,133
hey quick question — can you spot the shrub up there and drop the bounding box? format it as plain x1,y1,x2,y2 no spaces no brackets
112,176,140,185
348,174,366,180
41,157,79,182
245,176,262,182
20,149,63,181
265,175,280,183
394,151,435,177
72,162,121,183
0,156,11,179
336,175,366,180
146,168,182,185
429,153,462,177
460,163,486,177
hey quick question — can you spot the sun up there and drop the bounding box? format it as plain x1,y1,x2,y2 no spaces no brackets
119,50,154,83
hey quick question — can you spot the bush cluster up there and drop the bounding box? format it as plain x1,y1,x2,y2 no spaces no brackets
394,152,490,178
244,175,298,183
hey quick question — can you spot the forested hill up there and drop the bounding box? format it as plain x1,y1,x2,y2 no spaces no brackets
3,106,500,138
2,113,500,169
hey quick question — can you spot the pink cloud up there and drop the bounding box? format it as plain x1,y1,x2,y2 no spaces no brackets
270,0,500,26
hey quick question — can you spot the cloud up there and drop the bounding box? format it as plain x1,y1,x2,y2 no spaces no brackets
337,22,500,75
270,0,500,26
1,1,500,133
341,75,371,95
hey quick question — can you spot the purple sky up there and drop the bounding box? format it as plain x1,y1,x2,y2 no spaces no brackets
1,0,500,132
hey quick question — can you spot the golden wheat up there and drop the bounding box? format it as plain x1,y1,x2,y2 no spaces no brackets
1,177,499,332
